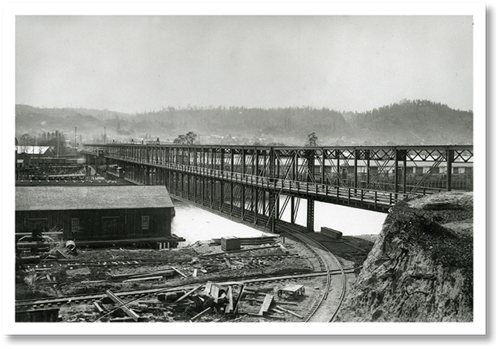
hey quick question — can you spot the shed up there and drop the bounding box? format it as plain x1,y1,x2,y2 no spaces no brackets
15,185,181,247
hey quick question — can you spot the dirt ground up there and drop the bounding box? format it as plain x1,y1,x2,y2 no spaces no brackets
16,233,376,323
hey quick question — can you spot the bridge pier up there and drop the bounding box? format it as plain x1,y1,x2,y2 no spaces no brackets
306,198,314,232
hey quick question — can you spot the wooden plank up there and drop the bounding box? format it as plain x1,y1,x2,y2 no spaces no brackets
225,286,234,314
269,307,285,314
240,298,299,306
190,307,211,322
233,285,245,316
210,284,220,303
93,301,104,313
172,266,188,278
111,268,174,279
105,290,140,322
258,294,274,316
275,305,303,319
244,289,269,297
244,287,274,293
174,285,202,303
203,282,213,296
122,276,163,283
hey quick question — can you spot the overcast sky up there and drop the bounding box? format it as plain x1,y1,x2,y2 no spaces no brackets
15,15,473,113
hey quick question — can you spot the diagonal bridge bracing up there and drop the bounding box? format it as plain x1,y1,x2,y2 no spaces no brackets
82,144,473,234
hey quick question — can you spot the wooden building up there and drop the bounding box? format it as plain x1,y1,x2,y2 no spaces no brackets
15,185,182,247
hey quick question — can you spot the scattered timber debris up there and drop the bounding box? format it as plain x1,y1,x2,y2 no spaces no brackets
105,290,141,322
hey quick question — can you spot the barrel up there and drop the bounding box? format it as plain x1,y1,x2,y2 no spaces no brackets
65,240,76,251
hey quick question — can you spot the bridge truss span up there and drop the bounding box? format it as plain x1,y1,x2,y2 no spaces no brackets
82,144,473,234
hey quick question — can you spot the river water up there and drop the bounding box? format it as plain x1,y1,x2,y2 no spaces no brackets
172,198,387,246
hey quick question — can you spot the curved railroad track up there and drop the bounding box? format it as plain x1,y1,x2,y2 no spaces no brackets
278,221,350,322
16,229,349,322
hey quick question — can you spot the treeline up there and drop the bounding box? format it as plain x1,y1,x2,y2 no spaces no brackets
15,100,473,146
132,106,348,137
341,99,473,145
16,130,80,155
17,130,68,147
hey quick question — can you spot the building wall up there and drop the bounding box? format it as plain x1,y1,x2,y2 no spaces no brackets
15,207,173,242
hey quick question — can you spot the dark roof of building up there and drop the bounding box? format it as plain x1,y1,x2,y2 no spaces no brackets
16,186,174,211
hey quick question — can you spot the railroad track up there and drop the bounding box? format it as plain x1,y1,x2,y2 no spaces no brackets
17,227,349,322
274,220,347,322
15,269,352,312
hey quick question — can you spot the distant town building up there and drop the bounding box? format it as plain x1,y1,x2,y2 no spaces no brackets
15,146,54,169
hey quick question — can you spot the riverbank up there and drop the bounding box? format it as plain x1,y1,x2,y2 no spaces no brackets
336,191,474,322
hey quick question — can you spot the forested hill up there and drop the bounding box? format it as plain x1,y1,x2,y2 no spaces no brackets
341,99,473,145
15,100,473,146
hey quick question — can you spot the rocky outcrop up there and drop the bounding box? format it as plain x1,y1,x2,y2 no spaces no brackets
336,192,473,322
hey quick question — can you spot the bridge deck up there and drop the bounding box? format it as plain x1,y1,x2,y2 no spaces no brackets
79,144,472,232
105,154,404,212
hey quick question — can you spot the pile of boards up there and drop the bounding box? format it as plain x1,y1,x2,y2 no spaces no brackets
94,281,305,322
210,234,279,247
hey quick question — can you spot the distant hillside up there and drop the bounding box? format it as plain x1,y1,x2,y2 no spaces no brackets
15,100,473,146
16,104,118,134
342,99,473,145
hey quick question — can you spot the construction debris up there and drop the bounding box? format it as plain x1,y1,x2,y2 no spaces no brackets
157,291,185,302
277,285,305,300
225,286,234,314
221,236,241,251
172,266,188,278
190,307,211,322
105,290,140,322
257,294,274,316
16,236,334,323
175,285,203,303
111,268,175,280
275,305,303,319
93,301,105,313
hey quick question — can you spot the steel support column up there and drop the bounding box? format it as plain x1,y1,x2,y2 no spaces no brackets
254,187,258,224
220,149,224,212
354,149,359,190
269,147,276,232
306,198,314,232
447,149,454,191
394,148,399,196
365,149,371,189
395,149,407,194
241,185,246,221
230,149,235,216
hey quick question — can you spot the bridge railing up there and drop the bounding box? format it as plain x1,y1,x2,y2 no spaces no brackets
106,153,411,208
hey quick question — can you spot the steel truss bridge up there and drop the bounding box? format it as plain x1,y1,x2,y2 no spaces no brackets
83,144,473,234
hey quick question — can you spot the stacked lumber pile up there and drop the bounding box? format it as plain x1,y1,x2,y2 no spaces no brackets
110,267,176,282
16,232,76,265
211,234,279,246
221,236,240,251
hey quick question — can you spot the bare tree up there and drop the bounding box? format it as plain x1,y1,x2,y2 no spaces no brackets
306,132,318,146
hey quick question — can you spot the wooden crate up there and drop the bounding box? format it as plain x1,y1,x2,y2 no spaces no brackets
320,226,343,239
221,236,240,251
